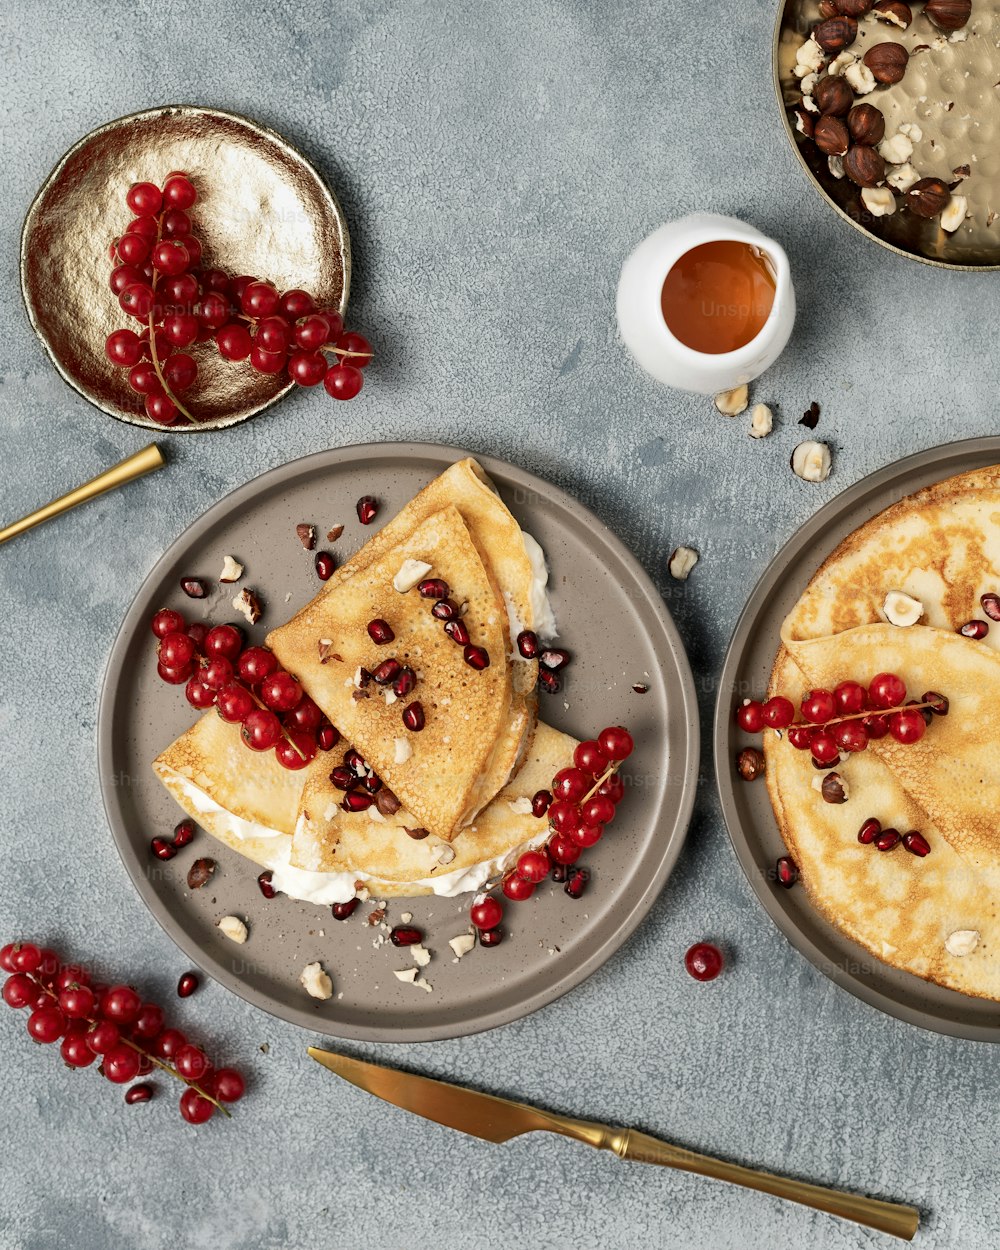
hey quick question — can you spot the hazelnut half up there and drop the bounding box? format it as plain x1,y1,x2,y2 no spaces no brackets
847,103,885,146
737,747,766,782
883,590,923,627
924,0,971,31
714,384,749,416
815,116,849,156
836,0,872,13
792,441,833,483
907,177,950,218
843,145,886,187
821,772,849,804
872,0,911,28
813,15,858,52
814,75,854,116
941,195,968,233
863,42,908,84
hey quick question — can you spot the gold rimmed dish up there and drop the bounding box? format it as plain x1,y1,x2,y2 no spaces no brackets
21,105,351,431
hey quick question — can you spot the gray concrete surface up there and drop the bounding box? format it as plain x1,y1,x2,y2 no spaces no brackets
2,2,998,1248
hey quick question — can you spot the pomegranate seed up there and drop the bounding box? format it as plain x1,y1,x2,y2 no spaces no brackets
177,972,199,998
444,619,470,646
479,927,504,947
776,856,798,888
125,1083,154,1105
172,820,195,848
875,828,901,852
564,868,590,899
539,648,570,672
318,723,339,750
357,496,378,524
470,895,503,930
362,772,383,794
551,863,569,883
402,701,425,731
151,836,176,860
418,578,449,599
959,619,989,640
517,630,539,659
333,899,360,920
390,926,423,947
330,765,356,790
857,817,881,844
432,599,459,621
372,658,402,685
393,666,416,697
736,701,766,733
344,748,367,774
903,831,931,857
684,942,723,981
981,592,1000,622
464,644,490,670
502,872,535,901
537,669,560,694
531,789,553,818
315,551,335,580
516,849,551,882
257,870,276,899
921,691,949,716
180,577,207,598
367,618,395,644
342,790,374,812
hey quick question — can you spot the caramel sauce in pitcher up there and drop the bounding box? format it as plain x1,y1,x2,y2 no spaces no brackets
660,240,776,355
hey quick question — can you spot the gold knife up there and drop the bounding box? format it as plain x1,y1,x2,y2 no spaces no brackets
308,1048,919,1241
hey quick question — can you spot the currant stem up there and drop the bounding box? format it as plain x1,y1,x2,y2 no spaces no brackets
781,700,939,733
146,212,197,426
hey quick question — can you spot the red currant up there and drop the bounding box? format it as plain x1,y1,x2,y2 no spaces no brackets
241,708,283,751
801,689,836,724
185,677,216,709
198,291,231,331
145,392,178,426
161,207,191,237
516,849,551,882
216,323,252,361
180,1087,215,1124
163,175,196,209
597,726,634,759
0,944,18,973
275,731,317,770
502,872,535,901
241,281,281,318
249,342,287,375
569,822,603,847
736,701,766,732
54,964,91,993
684,942,723,982
120,283,155,319
888,708,926,744
260,671,303,712
809,732,840,766
27,1005,67,1044
175,1043,210,1081
287,350,328,387
157,660,192,684
580,795,615,826
256,316,291,353
131,1002,165,1040
204,624,243,661
103,1042,142,1083
57,984,96,1018
285,696,323,732
574,740,609,775
9,943,42,973
60,1030,96,1068
548,833,582,865
237,646,278,685
324,364,364,399
201,656,235,689
335,332,373,367
159,631,196,669
3,973,38,1009
868,672,906,710
126,182,163,215
762,696,795,729
201,268,230,293
833,720,868,753
161,272,200,306
128,362,161,395
105,328,145,366
127,214,158,239
548,800,581,833
862,713,890,740
101,985,142,1024
294,314,332,350
551,767,591,803
834,680,867,715
151,240,190,276
152,1027,187,1059
163,313,199,348
470,895,503,930
117,232,152,266
280,289,315,319
211,1068,246,1102
216,683,255,724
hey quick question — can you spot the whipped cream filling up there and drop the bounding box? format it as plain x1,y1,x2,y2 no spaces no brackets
173,777,545,904
505,530,558,645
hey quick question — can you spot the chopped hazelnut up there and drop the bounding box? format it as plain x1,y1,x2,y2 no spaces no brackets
668,546,699,581
219,555,244,583
218,915,248,944
300,961,333,1000
749,403,773,438
791,441,832,483
714,384,749,417
883,590,923,627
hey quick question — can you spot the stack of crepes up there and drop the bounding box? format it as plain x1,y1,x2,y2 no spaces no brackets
764,465,1000,1001
153,458,578,905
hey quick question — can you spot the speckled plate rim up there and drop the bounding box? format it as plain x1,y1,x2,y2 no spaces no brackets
19,103,352,432
97,442,700,1042
771,2,999,272
715,435,1000,1043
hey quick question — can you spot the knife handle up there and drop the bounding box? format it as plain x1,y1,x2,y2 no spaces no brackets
607,1129,918,1241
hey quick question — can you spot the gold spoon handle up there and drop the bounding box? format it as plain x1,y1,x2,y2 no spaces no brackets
605,1128,919,1241
0,444,165,545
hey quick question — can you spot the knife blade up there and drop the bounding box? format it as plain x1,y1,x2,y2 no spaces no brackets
308,1048,919,1241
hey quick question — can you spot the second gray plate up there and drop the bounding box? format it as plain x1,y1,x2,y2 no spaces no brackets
716,436,1000,1042
99,443,699,1042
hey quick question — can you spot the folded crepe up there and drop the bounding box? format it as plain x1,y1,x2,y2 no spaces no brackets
153,713,577,901
764,464,1000,1001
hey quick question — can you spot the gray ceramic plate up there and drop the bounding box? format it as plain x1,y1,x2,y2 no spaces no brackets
98,443,699,1042
715,436,1000,1042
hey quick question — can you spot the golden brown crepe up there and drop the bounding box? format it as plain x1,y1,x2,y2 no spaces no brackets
764,464,1000,1001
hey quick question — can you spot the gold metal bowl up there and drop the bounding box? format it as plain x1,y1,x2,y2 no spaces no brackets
774,1,1000,270
20,105,351,431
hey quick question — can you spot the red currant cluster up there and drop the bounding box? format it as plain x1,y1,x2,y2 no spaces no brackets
104,176,372,426
736,673,948,768
151,607,339,771
1,942,244,1123
467,726,634,945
